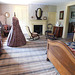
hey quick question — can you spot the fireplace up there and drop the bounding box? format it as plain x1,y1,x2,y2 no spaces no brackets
30,20,47,35
34,25,42,34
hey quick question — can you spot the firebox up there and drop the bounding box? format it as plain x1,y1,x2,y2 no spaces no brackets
34,25,43,34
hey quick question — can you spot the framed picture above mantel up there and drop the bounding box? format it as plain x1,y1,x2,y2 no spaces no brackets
59,11,64,20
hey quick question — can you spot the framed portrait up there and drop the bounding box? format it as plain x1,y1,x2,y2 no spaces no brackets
59,11,64,20
71,11,75,19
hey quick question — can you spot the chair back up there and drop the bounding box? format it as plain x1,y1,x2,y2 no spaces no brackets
25,26,32,37
47,23,53,31
26,26,32,34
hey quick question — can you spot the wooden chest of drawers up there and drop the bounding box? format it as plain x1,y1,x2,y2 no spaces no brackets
53,26,63,37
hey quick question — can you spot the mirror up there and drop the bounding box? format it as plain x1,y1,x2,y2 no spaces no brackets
35,8,43,20
4,12,10,18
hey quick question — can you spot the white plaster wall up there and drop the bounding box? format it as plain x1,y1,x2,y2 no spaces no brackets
48,5,57,12
0,5,6,24
28,4,57,34
56,5,66,26
0,4,14,25
0,5,1,14
29,4,57,20
0,4,29,34
0,15,5,24
0,4,57,35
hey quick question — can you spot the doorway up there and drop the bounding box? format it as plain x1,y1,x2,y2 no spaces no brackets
63,3,75,40
67,5,75,40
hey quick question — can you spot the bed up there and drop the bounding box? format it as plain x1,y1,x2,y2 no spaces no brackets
47,39,75,75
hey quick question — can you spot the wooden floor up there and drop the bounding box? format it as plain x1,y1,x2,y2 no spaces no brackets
0,34,73,75
0,35,60,75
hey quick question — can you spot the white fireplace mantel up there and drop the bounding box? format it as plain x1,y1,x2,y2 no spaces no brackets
30,20,47,35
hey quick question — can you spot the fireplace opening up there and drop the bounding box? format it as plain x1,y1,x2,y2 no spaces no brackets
34,25,42,34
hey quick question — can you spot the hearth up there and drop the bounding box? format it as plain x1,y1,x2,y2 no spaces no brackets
30,20,47,35
34,25,42,34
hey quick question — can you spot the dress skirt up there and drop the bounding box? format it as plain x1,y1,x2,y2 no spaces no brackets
7,17,26,47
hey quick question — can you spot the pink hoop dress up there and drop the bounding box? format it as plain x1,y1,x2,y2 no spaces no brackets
7,17,26,47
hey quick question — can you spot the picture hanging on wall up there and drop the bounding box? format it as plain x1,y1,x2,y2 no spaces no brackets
71,11,75,19
59,11,64,20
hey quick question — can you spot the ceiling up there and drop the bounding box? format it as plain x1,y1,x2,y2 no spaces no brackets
0,0,75,5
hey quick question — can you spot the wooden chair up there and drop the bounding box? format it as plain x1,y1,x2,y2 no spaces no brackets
46,27,57,40
3,25,11,37
26,26,40,40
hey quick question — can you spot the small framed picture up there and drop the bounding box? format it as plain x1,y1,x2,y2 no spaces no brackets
59,11,64,20
43,16,47,20
71,11,75,19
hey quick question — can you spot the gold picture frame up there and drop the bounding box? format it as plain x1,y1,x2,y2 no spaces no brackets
59,11,64,20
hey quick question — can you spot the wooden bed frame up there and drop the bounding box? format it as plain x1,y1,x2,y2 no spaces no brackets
47,39,75,75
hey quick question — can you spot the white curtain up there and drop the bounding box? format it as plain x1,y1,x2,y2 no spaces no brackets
13,5,29,34
0,15,5,24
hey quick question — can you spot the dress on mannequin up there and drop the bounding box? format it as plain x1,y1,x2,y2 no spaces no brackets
7,16,26,47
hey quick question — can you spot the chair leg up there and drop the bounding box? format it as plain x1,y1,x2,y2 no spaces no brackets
38,36,40,39
30,36,33,39
32,37,34,40
38,35,40,39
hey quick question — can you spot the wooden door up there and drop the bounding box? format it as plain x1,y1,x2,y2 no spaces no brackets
48,12,56,25
48,12,56,32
